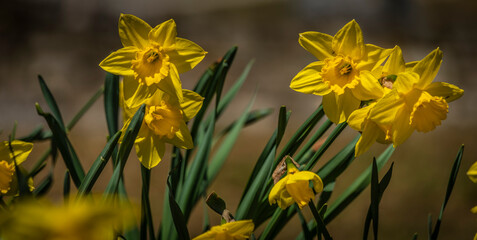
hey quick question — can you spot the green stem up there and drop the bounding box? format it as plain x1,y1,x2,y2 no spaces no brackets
309,201,332,240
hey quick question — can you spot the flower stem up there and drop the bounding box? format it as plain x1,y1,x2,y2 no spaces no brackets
309,200,333,240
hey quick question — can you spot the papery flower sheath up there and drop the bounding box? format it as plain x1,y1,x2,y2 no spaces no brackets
122,76,203,169
0,140,34,195
369,48,464,146
100,14,207,106
192,220,254,240
290,20,392,123
269,156,323,209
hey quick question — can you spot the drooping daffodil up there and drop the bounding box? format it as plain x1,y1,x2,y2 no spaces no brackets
122,76,203,169
192,220,254,240
100,14,207,106
0,140,34,195
369,48,464,146
269,156,323,209
290,20,392,123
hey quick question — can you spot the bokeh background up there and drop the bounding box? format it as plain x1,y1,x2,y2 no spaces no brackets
1,0,477,239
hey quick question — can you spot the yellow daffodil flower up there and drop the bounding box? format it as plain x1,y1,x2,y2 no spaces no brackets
0,140,33,195
348,46,407,156
369,48,464,146
122,76,203,169
269,156,323,209
290,20,392,123
100,14,207,106
192,220,254,240
0,198,135,240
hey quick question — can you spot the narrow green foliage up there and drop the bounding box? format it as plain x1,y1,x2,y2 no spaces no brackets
67,87,104,131
324,145,394,224
77,131,121,198
295,119,333,163
32,174,53,197
297,209,312,240
207,95,256,182
141,165,155,240
104,73,120,137
104,105,145,196
430,145,464,240
167,178,191,240
38,75,66,130
36,103,85,188
276,106,288,149
8,139,31,197
276,105,324,168
63,171,70,201
309,201,333,240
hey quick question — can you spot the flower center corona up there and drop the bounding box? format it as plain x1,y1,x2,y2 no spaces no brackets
131,44,171,86
0,160,15,194
409,91,448,132
144,101,183,139
320,55,359,95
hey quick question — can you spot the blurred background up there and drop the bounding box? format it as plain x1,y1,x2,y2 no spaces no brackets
1,0,477,239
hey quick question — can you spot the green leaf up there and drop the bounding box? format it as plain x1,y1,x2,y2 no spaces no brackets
207,94,256,182
324,145,395,224
38,75,66,131
32,174,53,196
141,165,155,240
295,119,333,164
103,105,145,196
167,178,191,240
36,103,85,188
297,209,312,240
430,145,464,240
104,73,120,137
276,106,288,150
276,105,324,168
76,131,121,198
63,170,71,200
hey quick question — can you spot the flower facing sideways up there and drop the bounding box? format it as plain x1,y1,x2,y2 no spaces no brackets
290,20,392,123
369,48,464,146
192,220,254,240
269,156,323,209
0,140,34,196
100,14,206,106
122,76,204,169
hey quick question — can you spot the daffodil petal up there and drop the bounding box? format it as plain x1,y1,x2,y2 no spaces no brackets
323,91,359,124
167,37,207,74
126,84,156,109
223,220,255,238
332,20,364,60
269,176,289,206
394,72,420,94
135,133,165,169
392,107,414,147
467,161,477,183
286,177,314,208
382,46,405,75
118,14,151,49
298,32,333,60
181,90,204,122
369,90,404,125
356,44,392,71
341,90,361,122
99,46,138,76
351,71,384,100
348,104,373,131
413,48,443,89
290,61,331,95
355,121,381,157
167,122,194,149
148,19,177,48
156,64,183,102
425,82,464,103
0,140,33,165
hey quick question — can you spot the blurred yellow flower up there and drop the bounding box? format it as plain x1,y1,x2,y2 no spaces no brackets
269,156,323,209
0,140,33,195
122,76,203,169
468,161,477,183
100,14,207,105
290,20,392,123
192,220,254,240
0,198,135,240
369,48,464,146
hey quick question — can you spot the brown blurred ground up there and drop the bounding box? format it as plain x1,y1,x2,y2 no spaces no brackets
1,0,477,239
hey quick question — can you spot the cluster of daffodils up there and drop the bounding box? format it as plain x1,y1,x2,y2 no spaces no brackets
100,14,206,169
290,20,464,156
